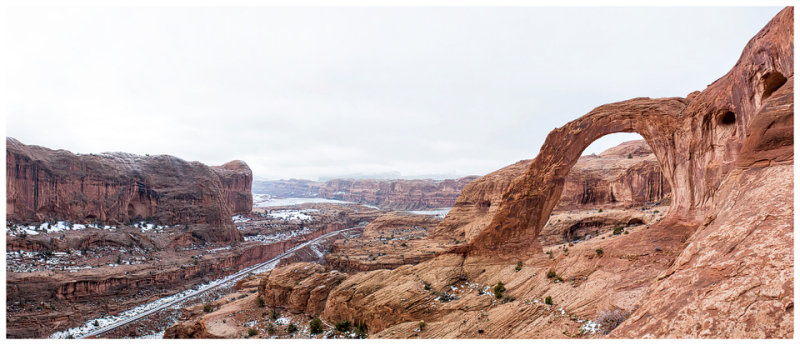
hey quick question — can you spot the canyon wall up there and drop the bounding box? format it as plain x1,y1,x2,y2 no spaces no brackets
5,138,245,242
211,160,253,215
254,177,479,210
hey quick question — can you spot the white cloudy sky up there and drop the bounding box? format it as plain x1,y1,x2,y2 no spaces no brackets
5,6,783,180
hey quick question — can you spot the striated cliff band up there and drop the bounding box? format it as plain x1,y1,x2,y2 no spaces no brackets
168,7,793,339
254,177,479,210
6,138,252,243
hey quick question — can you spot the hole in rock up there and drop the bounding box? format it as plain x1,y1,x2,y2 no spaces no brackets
719,111,736,126
540,133,670,246
761,71,787,100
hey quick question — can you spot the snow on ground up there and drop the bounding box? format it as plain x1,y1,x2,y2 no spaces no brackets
207,246,231,253
274,316,292,326
266,210,314,221
5,220,174,236
252,193,350,207
244,228,314,245
232,215,251,223
407,208,451,218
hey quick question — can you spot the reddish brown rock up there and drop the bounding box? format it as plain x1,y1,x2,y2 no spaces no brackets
211,160,253,215
255,177,478,210
6,138,243,242
259,262,348,316
555,140,670,211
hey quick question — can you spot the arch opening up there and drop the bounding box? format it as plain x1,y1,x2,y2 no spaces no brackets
538,133,671,246
760,71,787,100
719,111,736,126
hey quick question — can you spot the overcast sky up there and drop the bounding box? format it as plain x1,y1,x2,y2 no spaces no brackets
6,6,782,180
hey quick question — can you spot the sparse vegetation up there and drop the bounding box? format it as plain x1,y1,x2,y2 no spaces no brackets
547,270,557,279
247,328,258,337
423,282,431,290
545,296,553,305
595,248,604,256
613,226,624,235
266,323,275,335
287,323,298,334
309,316,323,335
203,304,213,313
515,260,523,271
598,209,603,213
335,320,352,332
270,309,280,320
627,153,633,159
93,320,100,327
257,296,266,308
493,281,506,299
439,291,456,302
596,309,629,334
355,320,368,338
418,320,426,330
546,250,553,259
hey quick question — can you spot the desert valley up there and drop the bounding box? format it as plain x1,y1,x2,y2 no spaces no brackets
4,5,794,340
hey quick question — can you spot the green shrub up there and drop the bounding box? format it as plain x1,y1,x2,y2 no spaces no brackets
309,316,323,335
418,320,426,330
598,209,603,213
546,270,557,279
247,328,258,337
335,320,352,332
287,323,297,334
257,296,266,308
93,320,100,327
270,309,280,320
546,250,553,259
203,304,213,313
515,260,523,271
613,226,624,235
595,248,604,256
493,281,506,299
423,282,431,291
545,296,553,305
266,323,275,335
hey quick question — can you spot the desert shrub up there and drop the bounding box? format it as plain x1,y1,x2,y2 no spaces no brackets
515,260,523,271
266,323,275,335
355,320,368,338
418,320,426,330
545,296,553,305
203,304,213,313
493,281,506,299
335,320,352,332
257,296,266,308
613,226,624,235
598,209,603,213
423,282,431,290
439,291,456,302
270,309,280,320
595,248,604,256
93,320,100,327
596,309,629,334
287,323,298,334
401,242,408,247
247,328,258,337
309,316,323,335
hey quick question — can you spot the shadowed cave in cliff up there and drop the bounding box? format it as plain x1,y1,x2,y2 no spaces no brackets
539,133,671,245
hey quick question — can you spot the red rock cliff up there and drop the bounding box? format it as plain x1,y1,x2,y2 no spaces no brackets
6,138,243,242
211,160,253,215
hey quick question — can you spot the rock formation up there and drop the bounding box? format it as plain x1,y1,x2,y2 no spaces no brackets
250,8,794,339
555,140,670,210
254,177,478,210
211,160,253,215
6,138,246,243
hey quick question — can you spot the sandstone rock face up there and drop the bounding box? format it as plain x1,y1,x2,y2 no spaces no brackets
254,177,478,210
555,140,670,211
258,263,348,316
6,138,245,242
211,160,253,215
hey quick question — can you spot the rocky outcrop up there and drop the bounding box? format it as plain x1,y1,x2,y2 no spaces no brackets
211,160,253,215
258,263,348,316
254,177,479,210
6,138,243,242
555,140,670,210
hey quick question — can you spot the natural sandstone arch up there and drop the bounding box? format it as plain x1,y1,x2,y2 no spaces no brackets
468,97,687,255
466,7,793,257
